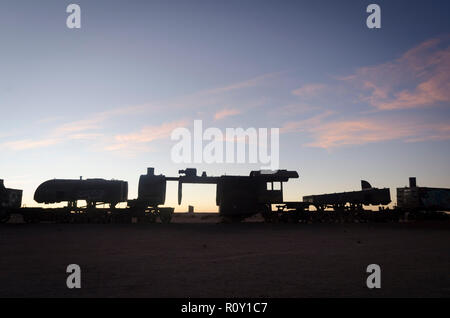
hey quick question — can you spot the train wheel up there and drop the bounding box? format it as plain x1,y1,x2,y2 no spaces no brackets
159,208,174,224
115,214,131,224
289,212,300,223
0,209,10,223
261,205,277,223
23,214,39,224
146,213,157,223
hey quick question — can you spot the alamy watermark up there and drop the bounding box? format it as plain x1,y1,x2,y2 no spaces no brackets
66,4,81,29
170,120,279,170
366,4,381,29
65,4,379,30
366,264,381,289
66,264,81,289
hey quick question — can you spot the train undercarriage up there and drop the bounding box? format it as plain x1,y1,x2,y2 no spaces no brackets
1,203,448,225
3,204,174,224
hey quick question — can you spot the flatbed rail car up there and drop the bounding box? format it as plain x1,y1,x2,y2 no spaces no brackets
273,180,395,223
281,180,397,223
302,180,391,211
276,201,399,223
269,181,394,223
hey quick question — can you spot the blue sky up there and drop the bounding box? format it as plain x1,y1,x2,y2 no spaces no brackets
1,0,449,211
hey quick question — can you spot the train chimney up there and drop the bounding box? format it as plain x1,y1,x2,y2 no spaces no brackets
409,177,417,188
361,180,372,190
147,167,155,175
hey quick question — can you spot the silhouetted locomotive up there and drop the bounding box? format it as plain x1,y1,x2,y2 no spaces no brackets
0,168,449,224
172,168,299,222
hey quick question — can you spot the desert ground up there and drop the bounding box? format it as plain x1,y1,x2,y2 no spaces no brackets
0,213,449,297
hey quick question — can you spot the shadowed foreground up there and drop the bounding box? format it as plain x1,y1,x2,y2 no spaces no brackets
1,218,449,297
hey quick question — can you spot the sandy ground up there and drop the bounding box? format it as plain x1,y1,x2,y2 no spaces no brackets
0,214,449,297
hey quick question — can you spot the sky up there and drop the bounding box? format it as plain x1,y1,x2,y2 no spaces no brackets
1,0,449,211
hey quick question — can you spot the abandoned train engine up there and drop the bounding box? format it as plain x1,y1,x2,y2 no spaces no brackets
127,168,173,223
216,170,299,220
174,168,299,221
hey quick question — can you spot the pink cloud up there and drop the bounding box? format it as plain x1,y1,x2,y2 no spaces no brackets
1,138,60,150
105,120,188,153
342,35,450,110
54,118,102,134
282,113,450,149
53,104,150,135
291,84,326,97
4,71,277,153
214,108,241,120
280,36,450,149
68,133,103,140
199,72,282,96
280,111,335,133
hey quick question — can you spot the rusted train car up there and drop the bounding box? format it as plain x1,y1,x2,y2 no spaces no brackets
302,181,391,211
34,178,128,208
397,177,450,216
1,168,173,224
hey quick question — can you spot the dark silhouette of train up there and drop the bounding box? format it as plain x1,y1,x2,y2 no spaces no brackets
0,168,449,224
171,168,299,222
0,179,22,223
397,177,450,212
303,180,391,211
34,178,128,208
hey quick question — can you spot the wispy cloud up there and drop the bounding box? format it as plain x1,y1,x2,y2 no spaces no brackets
2,71,281,153
36,116,64,124
280,111,335,133
68,133,104,140
291,83,326,97
53,104,150,135
214,108,241,120
279,35,450,149
341,35,450,110
105,119,188,153
54,118,103,135
282,112,450,149
2,138,60,151
1,104,152,151
196,72,282,96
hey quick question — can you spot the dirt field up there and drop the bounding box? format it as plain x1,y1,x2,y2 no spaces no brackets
1,214,449,297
